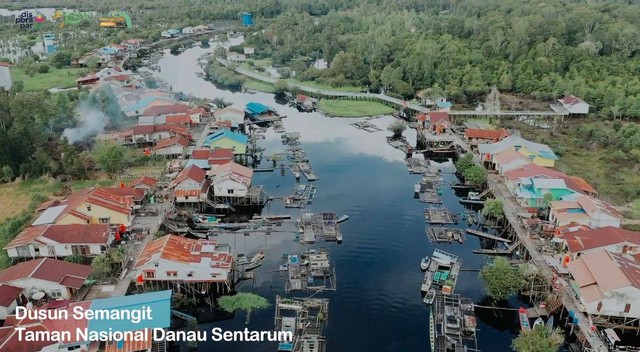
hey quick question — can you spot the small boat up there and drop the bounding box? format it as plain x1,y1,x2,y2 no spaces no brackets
423,288,436,305
251,251,265,263
243,252,265,271
337,215,349,223
532,317,544,330
236,253,250,265
420,256,431,271
414,183,420,194
518,307,531,332
545,315,554,333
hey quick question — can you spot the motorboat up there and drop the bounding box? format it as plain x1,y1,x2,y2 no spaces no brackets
545,315,554,333
424,288,436,305
243,252,265,271
532,317,544,330
518,307,531,331
421,256,431,271
337,215,349,223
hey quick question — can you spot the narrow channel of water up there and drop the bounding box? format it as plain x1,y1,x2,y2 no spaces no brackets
156,46,521,351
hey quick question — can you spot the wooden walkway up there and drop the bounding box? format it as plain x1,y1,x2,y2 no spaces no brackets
465,229,511,243
218,58,564,117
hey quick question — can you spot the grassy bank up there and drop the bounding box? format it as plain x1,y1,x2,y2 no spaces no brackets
288,78,364,93
244,79,276,93
10,66,84,91
318,99,396,117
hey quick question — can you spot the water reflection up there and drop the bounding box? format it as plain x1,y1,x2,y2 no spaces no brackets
156,46,519,352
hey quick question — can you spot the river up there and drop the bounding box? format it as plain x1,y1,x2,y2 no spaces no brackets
156,46,522,352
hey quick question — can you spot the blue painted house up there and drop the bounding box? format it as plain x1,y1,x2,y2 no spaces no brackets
515,177,577,208
202,129,248,154
245,102,277,121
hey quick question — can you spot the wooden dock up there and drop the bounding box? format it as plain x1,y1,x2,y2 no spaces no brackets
419,189,442,204
465,229,512,243
427,227,464,243
424,208,458,224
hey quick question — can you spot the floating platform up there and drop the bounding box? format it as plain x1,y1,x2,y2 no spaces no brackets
281,248,336,292
430,294,480,352
424,208,458,224
284,184,314,208
427,227,464,243
387,136,410,153
275,296,329,352
297,212,343,243
419,189,442,204
291,162,318,181
421,248,461,294
406,158,437,174
350,120,382,133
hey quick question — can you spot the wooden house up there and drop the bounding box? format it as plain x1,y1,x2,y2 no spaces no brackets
549,195,622,228
169,165,209,208
210,161,253,197
134,235,233,293
478,135,558,168
4,224,115,260
31,188,137,227
0,258,91,301
567,249,640,319
202,129,248,155
214,106,245,128
558,95,589,116
154,135,190,157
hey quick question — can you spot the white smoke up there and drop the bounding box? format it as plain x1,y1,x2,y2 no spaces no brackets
62,100,109,144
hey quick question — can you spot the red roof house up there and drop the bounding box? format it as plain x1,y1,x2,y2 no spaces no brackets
0,258,92,300
4,224,114,259
134,235,233,283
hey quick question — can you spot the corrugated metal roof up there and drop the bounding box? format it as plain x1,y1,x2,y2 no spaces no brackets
32,205,68,226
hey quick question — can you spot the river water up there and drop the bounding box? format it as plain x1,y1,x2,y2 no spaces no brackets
156,46,521,352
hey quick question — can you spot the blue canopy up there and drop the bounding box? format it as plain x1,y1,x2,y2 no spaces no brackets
245,102,272,116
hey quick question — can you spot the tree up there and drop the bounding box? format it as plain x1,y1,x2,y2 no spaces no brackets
479,257,525,301
10,81,24,94
455,154,474,174
482,199,504,219
52,51,72,68
85,57,100,70
274,79,290,94
463,165,487,186
387,120,406,139
218,292,270,324
1,165,14,182
512,326,564,352
90,254,112,280
93,141,131,174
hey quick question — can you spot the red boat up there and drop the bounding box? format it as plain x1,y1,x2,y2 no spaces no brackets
519,307,531,332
